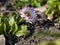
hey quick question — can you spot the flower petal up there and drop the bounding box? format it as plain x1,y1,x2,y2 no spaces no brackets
19,6,37,24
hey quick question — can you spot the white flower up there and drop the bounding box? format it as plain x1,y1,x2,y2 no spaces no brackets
19,6,37,24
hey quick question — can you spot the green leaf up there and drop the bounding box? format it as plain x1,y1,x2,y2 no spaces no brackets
45,8,55,16
58,5,60,11
15,25,30,37
4,23,7,34
47,0,57,7
0,23,4,34
12,23,18,35
9,16,15,26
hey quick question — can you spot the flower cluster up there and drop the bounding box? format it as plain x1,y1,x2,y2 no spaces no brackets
19,6,37,24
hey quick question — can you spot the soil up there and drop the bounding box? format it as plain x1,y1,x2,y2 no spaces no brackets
5,17,60,45
0,0,60,45
14,20,60,45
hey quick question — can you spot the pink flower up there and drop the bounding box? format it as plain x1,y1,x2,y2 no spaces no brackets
19,6,37,24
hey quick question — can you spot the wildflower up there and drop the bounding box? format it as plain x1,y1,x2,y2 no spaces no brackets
19,6,37,24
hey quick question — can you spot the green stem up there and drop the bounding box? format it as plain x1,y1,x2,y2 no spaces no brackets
8,26,12,34
12,24,18,35
4,23,7,34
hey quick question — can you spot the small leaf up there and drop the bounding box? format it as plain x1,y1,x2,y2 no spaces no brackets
9,16,15,26
12,23,18,35
45,8,55,16
58,5,60,11
15,25,30,37
4,23,7,34
47,0,56,7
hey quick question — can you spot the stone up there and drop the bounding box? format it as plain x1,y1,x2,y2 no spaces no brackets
0,34,5,45
47,15,53,21
0,6,6,11
34,4,50,13
8,0,16,5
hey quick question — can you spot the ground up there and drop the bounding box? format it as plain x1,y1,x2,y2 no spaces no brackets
0,0,60,45
5,16,60,45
